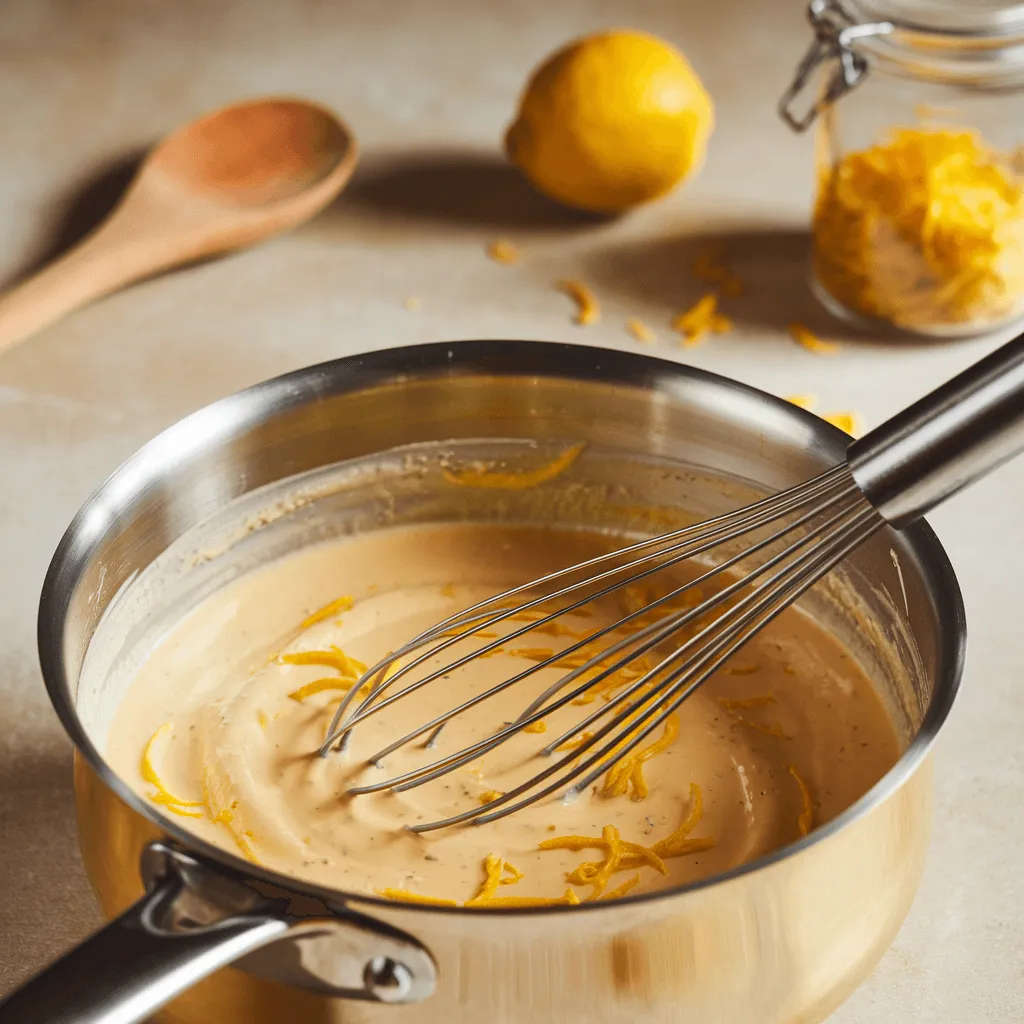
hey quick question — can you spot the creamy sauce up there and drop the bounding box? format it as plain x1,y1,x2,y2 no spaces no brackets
107,523,900,905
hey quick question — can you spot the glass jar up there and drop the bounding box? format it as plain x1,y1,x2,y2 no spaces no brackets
781,0,1024,337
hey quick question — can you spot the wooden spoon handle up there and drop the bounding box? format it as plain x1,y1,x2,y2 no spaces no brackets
0,216,157,355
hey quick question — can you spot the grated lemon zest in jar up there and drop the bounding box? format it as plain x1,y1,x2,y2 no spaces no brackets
557,279,601,325
814,127,1024,329
487,239,521,264
443,442,585,490
301,595,354,629
375,889,458,906
789,322,840,355
140,724,205,818
672,293,732,346
788,764,815,837
693,244,745,296
625,318,657,343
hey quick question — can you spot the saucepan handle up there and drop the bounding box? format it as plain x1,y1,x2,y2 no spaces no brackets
0,841,436,1024
0,872,288,1024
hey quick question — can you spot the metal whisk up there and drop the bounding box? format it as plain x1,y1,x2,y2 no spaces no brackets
320,336,1024,832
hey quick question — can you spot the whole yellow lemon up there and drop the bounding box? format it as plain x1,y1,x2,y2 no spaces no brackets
505,30,714,213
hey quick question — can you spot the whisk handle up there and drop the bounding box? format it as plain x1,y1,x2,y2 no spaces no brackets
848,333,1024,527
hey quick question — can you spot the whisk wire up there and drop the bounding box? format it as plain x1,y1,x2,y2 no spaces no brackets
556,508,884,806
316,464,890,832
323,468,859,755
348,482,868,789
412,503,882,832
322,467,851,749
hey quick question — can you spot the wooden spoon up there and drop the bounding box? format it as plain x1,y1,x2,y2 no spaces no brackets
0,96,358,354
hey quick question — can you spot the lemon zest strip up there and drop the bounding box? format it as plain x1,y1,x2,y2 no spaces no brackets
601,713,680,801
626,318,656,343
557,279,601,325
649,782,709,859
200,762,260,864
466,890,581,908
788,764,815,837
281,645,366,677
487,239,520,264
737,717,790,739
300,595,354,629
465,855,526,906
140,724,204,818
443,443,584,490
784,393,818,410
789,322,840,355
288,677,358,703
375,889,458,907
672,293,732,346
601,873,642,900
822,410,861,436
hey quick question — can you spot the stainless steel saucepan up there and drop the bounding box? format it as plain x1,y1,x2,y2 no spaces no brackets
1,341,964,1024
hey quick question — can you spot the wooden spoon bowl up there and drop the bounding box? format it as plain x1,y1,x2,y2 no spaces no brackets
0,97,358,355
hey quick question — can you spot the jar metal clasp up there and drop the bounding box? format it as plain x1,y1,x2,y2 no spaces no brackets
779,0,895,132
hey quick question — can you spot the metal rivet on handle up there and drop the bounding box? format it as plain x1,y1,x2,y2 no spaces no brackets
364,956,414,1002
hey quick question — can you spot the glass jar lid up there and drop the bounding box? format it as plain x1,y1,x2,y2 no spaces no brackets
853,0,1024,37
780,0,1024,132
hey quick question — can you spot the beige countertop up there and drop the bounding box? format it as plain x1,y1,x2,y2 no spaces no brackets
0,0,1021,1019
